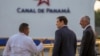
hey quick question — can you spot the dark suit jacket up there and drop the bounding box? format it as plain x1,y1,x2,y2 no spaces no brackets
52,26,77,56
80,26,96,56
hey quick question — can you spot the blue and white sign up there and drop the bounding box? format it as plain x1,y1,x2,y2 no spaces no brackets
0,0,95,40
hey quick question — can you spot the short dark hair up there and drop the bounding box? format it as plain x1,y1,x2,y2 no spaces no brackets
19,23,29,32
57,16,68,25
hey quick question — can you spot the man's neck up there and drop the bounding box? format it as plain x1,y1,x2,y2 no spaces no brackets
19,32,28,36
59,25,67,29
83,24,90,31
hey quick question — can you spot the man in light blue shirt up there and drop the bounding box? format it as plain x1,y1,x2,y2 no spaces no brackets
3,23,44,56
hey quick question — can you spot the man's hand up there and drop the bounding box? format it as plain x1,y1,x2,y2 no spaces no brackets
39,39,45,43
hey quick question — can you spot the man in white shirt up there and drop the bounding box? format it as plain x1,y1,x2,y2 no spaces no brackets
3,23,44,56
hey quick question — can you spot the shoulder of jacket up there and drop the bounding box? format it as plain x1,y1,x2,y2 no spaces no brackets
56,29,62,33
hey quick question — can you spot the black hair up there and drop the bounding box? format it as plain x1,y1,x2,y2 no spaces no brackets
57,16,68,25
19,23,29,32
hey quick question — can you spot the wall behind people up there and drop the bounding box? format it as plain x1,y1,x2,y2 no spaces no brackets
0,0,95,40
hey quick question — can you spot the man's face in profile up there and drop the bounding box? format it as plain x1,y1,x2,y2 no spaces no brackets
80,18,88,29
24,27,30,36
56,19,63,29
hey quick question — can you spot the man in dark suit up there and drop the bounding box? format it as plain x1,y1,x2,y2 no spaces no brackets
80,16,96,56
52,16,77,56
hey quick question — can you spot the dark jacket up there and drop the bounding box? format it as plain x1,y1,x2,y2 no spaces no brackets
80,26,96,56
52,26,77,56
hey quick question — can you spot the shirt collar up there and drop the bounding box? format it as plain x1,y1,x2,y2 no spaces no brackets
63,25,67,27
83,24,90,31
18,32,26,36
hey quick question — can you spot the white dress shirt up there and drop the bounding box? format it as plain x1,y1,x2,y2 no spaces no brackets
3,32,44,56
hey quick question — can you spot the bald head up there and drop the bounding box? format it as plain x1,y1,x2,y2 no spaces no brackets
80,16,90,28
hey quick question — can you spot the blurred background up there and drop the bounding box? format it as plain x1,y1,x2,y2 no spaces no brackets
94,0,100,39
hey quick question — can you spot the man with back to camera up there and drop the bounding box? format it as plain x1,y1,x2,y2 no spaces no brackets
3,23,44,56
52,16,77,56
79,16,96,56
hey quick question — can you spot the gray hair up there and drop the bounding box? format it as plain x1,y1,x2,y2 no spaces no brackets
84,16,90,24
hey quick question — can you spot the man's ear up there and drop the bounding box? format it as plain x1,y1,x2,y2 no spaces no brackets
23,28,26,32
61,21,64,24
